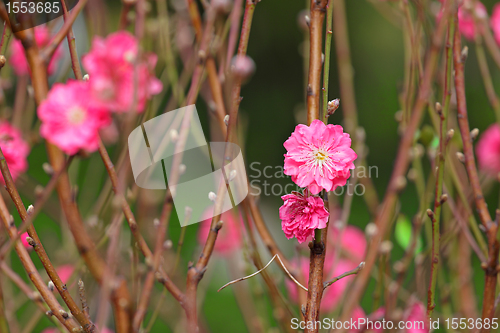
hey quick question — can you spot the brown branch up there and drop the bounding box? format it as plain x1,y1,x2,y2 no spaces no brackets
184,1,257,331
0,261,47,316
218,254,308,293
338,1,452,326
304,0,328,330
332,0,379,216
306,0,327,124
323,261,364,290
78,279,91,322
185,0,227,133
41,0,88,61
132,198,172,331
0,195,80,332
60,0,83,79
0,156,74,260
452,15,498,332
0,148,95,333
17,22,133,333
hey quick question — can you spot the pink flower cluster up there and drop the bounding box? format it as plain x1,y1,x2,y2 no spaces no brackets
436,0,500,46
476,124,500,176
279,189,329,243
287,225,367,311
286,224,428,332
10,26,62,76
0,122,30,184
37,31,162,155
280,119,356,243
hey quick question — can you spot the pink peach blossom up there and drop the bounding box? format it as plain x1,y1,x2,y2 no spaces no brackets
402,301,429,333
38,80,111,155
41,329,58,333
357,307,385,333
82,31,162,113
285,258,356,313
476,124,500,176
56,265,75,284
20,232,30,249
0,122,30,183
9,26,62,76
279,189,329,243
458,1,487,40
437,0,487,40
284,120,356,194
197,208,243,256
329,225,367,263
492,4,500,45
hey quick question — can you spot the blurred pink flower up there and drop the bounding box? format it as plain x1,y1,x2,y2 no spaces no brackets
9,26,62,76
0,122,30,183
42,328,113,333
82,31,162,113
476,124,500,176
56,265,74,284
279,189,329,243
41,329,58,333
329,225,367,263
197,208,243,256
492,4,500,45
402,301,429,333
38,80,111,155
437,0,487,40
458,1,487,40
19,232,30,249
285,258,357,313
284,119,356,194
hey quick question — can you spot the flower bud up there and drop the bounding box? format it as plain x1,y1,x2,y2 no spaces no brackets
179,164,186,175
470,128,479,140
231,55,256,83
0,55,6,69
208,192,217,202
456,152,466,163
169,129,178,142
297,10,310,31
326,98,340,117
59,309,69,319
48,281,55,291
461,46,469,63
212,0,232,14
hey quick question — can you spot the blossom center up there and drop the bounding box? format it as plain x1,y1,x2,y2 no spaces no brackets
67,107,87,125
314,150,328,161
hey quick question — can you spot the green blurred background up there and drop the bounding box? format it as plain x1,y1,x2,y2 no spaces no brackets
4,0,500,331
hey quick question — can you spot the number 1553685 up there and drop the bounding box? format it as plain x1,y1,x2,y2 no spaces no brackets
6,1,60,14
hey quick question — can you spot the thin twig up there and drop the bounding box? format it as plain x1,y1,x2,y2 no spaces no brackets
184,1,257,331
323,262,365,290
452,12,498,332
41,0,89,61
427,10,455,317
0,195,80,332
0,147,95,333
78,279,91,322
338,1,452,326
0,156,74,260
218,254,308,293
60,0,83,79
